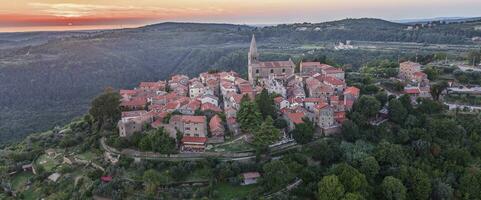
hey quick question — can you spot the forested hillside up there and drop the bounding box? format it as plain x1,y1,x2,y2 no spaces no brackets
1,18,480,144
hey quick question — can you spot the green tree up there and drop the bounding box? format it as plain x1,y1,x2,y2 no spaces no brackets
388,99,407,124
381,176,406,200
375,141,407,167
253,116,281,148
237,96,262,133
459,167,481,199
342,120,360,142
291,118,315,144
430,81,448,101
329,163,368,194
358,156,379,179
262,160,296,191
375,91,388,106
139,128,176,154
89,88,121,130
431,180,453,200
354,96,381,118
256,88,276,119
143,169,162,196
318,175,345,200
342,193,365,200
406,168,431,200
467,49,481,66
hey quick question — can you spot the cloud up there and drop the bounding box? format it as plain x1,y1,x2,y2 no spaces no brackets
28,2,226,18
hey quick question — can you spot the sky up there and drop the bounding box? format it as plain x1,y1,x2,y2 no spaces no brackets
1,0,481,32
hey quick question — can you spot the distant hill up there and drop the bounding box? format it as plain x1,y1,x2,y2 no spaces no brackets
395,16,481,25
1,18,480,144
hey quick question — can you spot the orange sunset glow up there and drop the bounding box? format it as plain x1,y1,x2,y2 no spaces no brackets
1,0,481,32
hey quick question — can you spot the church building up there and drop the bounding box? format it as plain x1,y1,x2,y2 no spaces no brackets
247,35,296,85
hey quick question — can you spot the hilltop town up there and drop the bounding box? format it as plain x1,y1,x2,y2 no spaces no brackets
116,35,361,152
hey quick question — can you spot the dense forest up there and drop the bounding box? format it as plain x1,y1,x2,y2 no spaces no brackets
1,18,481,144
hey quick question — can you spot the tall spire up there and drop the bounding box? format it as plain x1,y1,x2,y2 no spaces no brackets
248,34,259,65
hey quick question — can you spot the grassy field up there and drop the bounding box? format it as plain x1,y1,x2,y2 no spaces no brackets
211,139,254,152
36,154,59,172
11,172,33,191
77,151,98,160
213,183,257,200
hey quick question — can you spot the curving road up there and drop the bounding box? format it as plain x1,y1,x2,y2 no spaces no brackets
100,137,300,162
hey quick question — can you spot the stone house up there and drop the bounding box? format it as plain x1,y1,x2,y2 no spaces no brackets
313,103,335,129
118,111,153,137
208,115,225,143
170,115,207,138
399,61,422,80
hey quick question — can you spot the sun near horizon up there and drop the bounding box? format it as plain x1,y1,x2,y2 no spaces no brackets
1,0,481,32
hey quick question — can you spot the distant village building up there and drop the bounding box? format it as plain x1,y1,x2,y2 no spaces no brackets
48,173,62,182
399,61,422,81
241,172,261,185
247,35,296,85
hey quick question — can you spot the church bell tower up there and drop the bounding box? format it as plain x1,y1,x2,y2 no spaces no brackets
248,34,259,66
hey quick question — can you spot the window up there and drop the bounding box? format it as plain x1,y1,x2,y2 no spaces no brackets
270,69,274,73
195,128,198,131
256,69,259,74
194,134,199,137
282,68,286,73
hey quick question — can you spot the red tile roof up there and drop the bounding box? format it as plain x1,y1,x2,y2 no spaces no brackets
323,67,344,74
288,97,304,104
287,112,305,124
404,88,420,94
101,176,112,183
185,99,201,111
227,117,237,125
242,172,261,179
345,100,355,109
334,111,346,123
256,61,294,68
121,97,147,107
344,86,360,96
274,96,284,104
121,110,148,118
238,84,254,93
323,76,344,86
414,71,427,78
400,61,422,69
303,98,324,103
209,115,224,134
165,101,180,110
140,82,164,89
315,102,329,110
182,115,206,124
182,136,207,144
120,89,137,95
151,119,163,128
201,103,222,113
